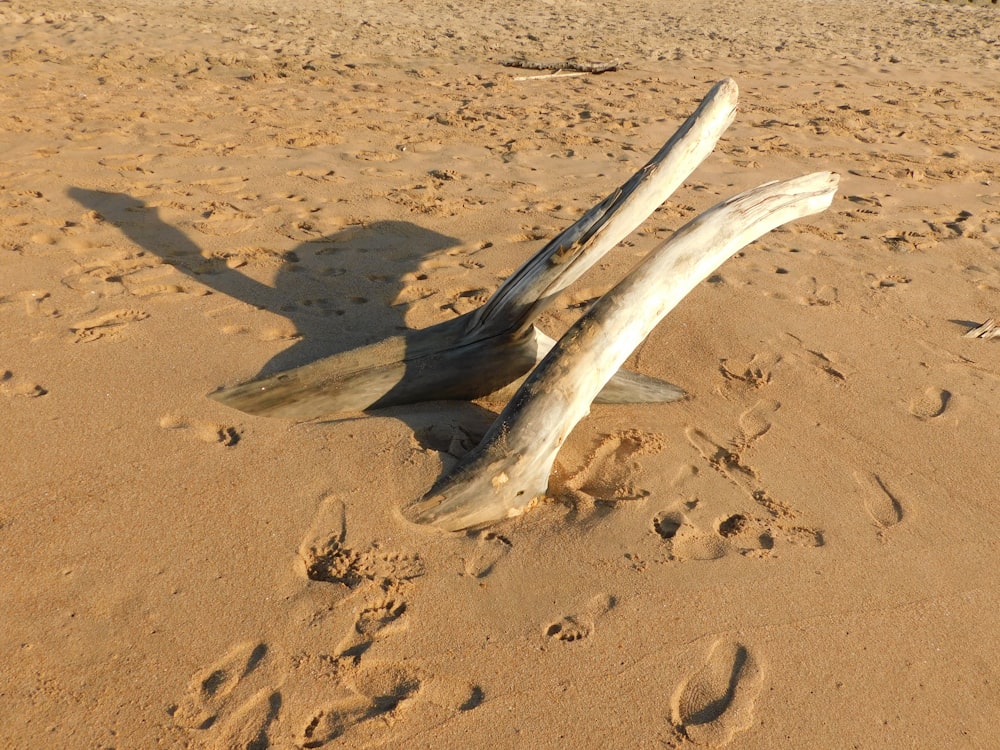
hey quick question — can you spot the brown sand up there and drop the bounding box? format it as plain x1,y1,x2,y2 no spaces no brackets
2,0,999,747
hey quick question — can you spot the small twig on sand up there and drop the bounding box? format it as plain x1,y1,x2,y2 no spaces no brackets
500,59,620,75
513,71,589,81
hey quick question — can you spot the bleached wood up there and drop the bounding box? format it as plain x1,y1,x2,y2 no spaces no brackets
502,60,620,74
210,80,739,419
210,318,549,419
964,318,999,339
513,71,589,81
211,315,683,419
409,172,840,531
465,77,738,340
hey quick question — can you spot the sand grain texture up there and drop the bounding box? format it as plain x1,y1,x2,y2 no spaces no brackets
2,0,999,747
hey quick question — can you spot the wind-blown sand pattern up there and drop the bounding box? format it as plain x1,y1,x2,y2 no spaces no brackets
2,0,999,747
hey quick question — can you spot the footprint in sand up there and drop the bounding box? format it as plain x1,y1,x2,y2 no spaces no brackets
159,414,240,447
715,514,776,556
652,510,684,542
21,289,60,318
795,275,838,307
719,351,781,389
908,386,950,420
70,308,149,343
206,687,282,750
560,429,664,507
297,496,425,588
297,573,483,747
684,426,795,520
662,518,729,562
652,510,782,562
60,265,128,299
463,531,513,579
670,640,763,746
300,686,374,748
0,370,47,398
192,175,250,193
736,399,780,448
190,201,257,237
299,663,478,748
171,497,462,747
172,641,269,730
335,597,409,660
680,395,826,554
854,471,904,537
545,593,615,643
652,487,822,562
779,332,848,383
653,502,723,562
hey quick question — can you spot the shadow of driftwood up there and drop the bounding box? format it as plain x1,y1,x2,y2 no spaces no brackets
68,188,461,371
67,187,500,446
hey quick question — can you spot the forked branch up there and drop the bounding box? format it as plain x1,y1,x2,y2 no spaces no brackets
408,172,840,531
209,80,740,419
202,78,841,534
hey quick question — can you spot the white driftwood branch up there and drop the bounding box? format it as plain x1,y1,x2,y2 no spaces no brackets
210,80,740,419
466,77,738,340
408,172,840,531
501,59,620,74
513,72,590,81
964,318,999,339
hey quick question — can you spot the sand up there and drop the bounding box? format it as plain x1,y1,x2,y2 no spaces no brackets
2,0,999,747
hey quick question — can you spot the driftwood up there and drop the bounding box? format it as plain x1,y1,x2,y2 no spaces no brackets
500,59,620,74
512,72,591,82
211,78,740,418
210,78,840,532
964,319,1000,340
408,172,838,530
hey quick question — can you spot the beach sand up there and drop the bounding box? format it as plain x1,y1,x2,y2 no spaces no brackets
2,0,999,747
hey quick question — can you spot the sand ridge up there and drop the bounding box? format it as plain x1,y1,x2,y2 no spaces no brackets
2,0,999,747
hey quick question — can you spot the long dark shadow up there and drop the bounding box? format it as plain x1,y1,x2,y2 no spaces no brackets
66,187,502,449
66,188,461,376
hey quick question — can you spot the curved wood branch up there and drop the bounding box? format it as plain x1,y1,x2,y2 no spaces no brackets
465,77,738,340
408,172,840,531
210,80,740,419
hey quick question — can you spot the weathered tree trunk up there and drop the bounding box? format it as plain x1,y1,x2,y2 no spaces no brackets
408,172,840,531
465,77,738,340
209,79,740,419
206,77,840,533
